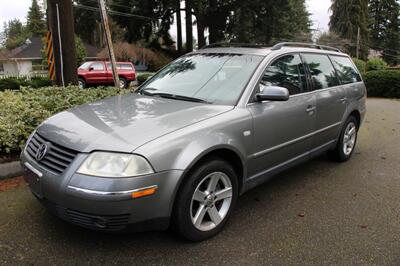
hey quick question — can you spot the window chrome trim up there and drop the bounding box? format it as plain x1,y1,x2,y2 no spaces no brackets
67,185,158,196
249,122,342,159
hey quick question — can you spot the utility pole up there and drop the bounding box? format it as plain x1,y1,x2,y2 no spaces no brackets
47,0,78,86
356,26,361,59
98,0,120,88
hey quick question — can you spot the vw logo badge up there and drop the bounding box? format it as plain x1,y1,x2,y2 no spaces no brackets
36,143,48,161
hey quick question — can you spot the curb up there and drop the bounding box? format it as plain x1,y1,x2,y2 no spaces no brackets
0,161,24,180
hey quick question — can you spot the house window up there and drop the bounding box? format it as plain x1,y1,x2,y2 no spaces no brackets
0,62,4,73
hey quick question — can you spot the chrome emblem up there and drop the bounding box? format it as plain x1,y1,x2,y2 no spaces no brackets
35,143,48,161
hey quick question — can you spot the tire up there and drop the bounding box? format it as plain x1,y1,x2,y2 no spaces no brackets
329,116,359,162
172,158,239,242
118,77,128,89
78,78,86,89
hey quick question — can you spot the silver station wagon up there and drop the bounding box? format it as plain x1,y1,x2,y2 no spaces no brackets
21,42,366,241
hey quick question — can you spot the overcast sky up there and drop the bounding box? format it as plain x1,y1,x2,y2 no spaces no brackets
0,0,331,38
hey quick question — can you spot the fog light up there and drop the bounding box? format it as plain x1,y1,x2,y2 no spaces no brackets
131,186,158,199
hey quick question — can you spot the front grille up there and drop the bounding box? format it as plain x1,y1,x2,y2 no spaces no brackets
26,133,78,174
66,209,130,231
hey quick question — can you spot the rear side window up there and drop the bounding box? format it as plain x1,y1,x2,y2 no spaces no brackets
261,54,308,95
330,56,362,84
302,54,340,90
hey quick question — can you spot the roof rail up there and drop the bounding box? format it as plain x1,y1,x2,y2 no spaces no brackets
201,42,268,49
271,42,341,52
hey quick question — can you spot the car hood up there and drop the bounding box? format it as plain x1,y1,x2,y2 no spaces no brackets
37,93,233,153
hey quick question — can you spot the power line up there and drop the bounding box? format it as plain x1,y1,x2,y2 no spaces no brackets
73,3,157,20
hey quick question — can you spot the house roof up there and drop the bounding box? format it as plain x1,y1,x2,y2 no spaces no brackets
1,37,101,61
8,36,43,59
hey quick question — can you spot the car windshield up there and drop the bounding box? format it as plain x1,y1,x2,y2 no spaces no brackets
139,53,263,105
79,62,92,70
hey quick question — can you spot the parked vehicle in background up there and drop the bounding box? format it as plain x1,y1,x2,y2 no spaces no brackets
22,42,366,242
77,61,136,88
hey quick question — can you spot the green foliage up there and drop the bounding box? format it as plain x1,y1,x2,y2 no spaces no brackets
0,76,52,91
369,0,400,65
0,87,127,154
329,0,369,59
75,36,87,65
1,19,29,49
364,70,400,98
366,58,388,71
352,58,367,74
26,0,46,37
137,73,154,85
226,0,312,44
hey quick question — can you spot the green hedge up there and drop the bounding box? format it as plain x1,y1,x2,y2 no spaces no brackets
364,70,400,98
0,86,127,154
0,76,52,91
137,73,154,85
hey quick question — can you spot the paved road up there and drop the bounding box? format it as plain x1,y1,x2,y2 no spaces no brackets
1,98,399,265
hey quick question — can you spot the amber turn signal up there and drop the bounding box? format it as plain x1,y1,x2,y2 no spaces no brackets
131,186,158,199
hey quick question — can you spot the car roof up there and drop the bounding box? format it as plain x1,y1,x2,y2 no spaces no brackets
194,43,348,57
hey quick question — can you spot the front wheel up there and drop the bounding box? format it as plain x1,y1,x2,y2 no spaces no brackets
118,77,128,89
172,158,238,241
329,116,359,162
78,78,86,89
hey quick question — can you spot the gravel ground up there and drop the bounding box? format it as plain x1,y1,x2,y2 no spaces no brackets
0,98,399,266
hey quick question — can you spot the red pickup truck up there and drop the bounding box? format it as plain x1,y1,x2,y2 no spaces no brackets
77,61,136,88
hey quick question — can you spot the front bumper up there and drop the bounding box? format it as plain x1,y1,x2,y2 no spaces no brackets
21,150,183,232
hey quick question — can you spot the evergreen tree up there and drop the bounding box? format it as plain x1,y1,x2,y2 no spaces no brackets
73,0,100,46
1,19,29,49
369,0,400,65
226,0,311,44
330,0,369,59
26,0,46,36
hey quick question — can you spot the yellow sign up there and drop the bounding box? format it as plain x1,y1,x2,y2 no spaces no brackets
45,31,55,81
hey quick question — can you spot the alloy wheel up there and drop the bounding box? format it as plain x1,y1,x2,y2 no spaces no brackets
343,122,357,156
190,172,233,232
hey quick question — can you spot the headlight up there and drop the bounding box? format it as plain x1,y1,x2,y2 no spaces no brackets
77,152,154,177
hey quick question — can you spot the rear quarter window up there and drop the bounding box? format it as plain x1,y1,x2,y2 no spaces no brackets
330,56,362,84
301,53,340,90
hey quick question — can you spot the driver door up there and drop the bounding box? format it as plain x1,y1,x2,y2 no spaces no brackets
247,53,316,177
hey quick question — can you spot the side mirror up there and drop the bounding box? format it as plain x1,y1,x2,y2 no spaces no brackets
89,67,94,71
255,85,289,102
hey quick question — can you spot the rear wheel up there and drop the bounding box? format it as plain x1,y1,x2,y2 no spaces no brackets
172,158,238,241
329,116,358,162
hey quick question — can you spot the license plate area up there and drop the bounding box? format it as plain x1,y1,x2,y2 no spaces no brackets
23,163,43,198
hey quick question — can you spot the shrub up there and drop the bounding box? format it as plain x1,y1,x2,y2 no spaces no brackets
137,73,154,85
0,86,127,154
98,42,172,71
352,58,366,75
0,76,52,91
366,58,388,71
364,70,400,98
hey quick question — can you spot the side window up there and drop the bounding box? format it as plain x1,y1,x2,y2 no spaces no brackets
330,56,362,84
260,54,307,95
302,54,340,90
90,62,104,70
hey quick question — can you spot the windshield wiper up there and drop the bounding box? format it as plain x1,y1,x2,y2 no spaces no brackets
140,88,210,104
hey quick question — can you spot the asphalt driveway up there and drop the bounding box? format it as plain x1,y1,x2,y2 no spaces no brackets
0,98,399,265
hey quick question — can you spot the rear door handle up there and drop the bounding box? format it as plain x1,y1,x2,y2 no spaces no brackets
306,105,316,114
340,97,347,104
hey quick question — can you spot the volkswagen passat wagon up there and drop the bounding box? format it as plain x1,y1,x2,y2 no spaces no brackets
21,42,366,241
